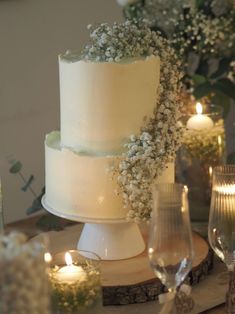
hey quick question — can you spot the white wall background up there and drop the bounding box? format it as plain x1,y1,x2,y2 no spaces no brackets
0,0,122,223
0,0,234,223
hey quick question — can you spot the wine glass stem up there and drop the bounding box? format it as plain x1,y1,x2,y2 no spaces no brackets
226,271,235,313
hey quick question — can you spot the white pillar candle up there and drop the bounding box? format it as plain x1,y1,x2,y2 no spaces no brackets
186,103,214,130
55,252,87,284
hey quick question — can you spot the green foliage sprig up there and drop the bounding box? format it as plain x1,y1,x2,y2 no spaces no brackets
8,159,68,231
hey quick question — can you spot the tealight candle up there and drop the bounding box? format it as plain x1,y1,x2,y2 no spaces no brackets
49,250,101,313
186,102,214,130
55,252,87,284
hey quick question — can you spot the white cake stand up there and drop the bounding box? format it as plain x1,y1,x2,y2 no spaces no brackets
42,196,145,260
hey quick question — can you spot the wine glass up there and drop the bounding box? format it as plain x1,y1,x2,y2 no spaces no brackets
148,183,194,312
208,165,235,313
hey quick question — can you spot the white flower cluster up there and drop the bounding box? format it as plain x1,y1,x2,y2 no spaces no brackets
0,232,50,314
122,0,195,36
121,0,234,60
83,21,156,62
83,21,183,221
172,11,235,57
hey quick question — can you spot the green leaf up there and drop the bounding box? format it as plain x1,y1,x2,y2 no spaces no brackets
21,175,34,192
196,0,205,9
214,79,235,101
9,161,22,174
36,214,64,232
26,187,45,215
192,74,207,86
193,82,213,99
227,152,235,165
211,90,231,118
26,198,42,215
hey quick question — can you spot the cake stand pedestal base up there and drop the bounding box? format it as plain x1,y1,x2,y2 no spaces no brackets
42,196,145,260
78,222,145,260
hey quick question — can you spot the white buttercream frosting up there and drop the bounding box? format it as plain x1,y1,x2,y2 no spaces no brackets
59,55,160,154
45,132,174,219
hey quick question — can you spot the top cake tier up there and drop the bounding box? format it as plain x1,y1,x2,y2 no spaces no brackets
59,54,160,155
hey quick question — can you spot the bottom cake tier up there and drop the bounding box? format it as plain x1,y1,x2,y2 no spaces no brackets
45,131,174,219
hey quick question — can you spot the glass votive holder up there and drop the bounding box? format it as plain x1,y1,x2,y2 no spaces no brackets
49,250,102,314
0,231,50,313
176,103,226,223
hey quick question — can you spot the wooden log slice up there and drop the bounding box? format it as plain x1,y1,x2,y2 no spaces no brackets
36,224,213,306
101,232,213,305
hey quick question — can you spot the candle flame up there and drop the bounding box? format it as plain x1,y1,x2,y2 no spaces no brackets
44,252,52,263
65,252,73,266
196,102,203,115
183,185,188,193
209,166,213,176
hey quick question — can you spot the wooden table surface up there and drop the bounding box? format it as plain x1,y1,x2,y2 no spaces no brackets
206,306,224,313
6,216,227,314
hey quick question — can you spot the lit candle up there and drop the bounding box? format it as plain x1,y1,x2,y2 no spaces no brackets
186,103,214,130
55,252,87,284
209,166,213,186
215,184,235,195
217,135,223,157
44,252,52,264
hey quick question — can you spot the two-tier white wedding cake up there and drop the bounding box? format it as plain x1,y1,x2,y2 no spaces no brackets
45,53,174,220
43,21,182,260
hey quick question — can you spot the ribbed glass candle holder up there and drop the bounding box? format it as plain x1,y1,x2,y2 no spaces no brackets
176,103,226,224
208,165,235,314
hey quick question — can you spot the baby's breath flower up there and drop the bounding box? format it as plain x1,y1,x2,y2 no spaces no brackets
81,21,183,221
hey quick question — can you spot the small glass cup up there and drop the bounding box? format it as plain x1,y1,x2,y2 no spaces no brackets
176,103,226,225
49,250,102,314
